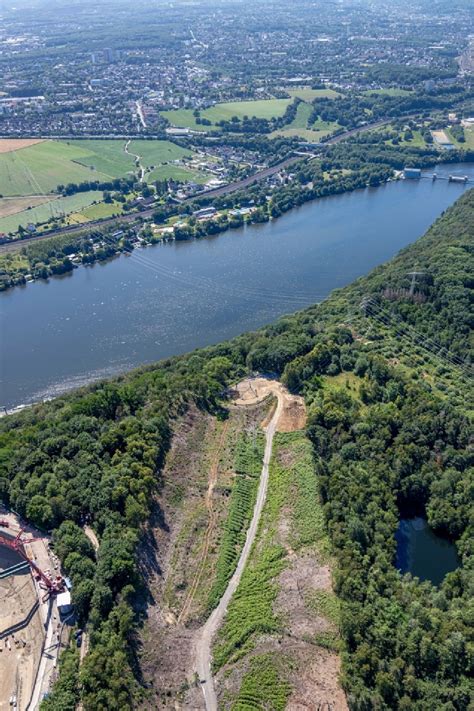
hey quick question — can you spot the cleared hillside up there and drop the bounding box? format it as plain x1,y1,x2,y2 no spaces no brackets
0,189,472,710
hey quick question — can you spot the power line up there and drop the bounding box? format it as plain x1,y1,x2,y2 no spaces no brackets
360,297,473,379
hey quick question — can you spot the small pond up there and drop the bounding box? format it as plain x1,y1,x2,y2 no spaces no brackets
396,517,460,586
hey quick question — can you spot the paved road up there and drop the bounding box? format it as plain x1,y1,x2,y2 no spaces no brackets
195,388,283,710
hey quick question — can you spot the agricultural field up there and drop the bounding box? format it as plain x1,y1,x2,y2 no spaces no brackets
0,140,112,196
162,98,292,130
0,138,207,233
285,87,341,101
0,138,202,198
65,139,136,176
66,138,193,175
0,195,53,219
0,191,105,234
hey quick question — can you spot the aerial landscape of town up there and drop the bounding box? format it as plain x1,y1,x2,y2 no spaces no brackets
0,0,473,709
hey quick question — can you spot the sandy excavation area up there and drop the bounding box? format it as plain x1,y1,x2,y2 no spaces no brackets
232,377,307,432
0,139,46,154
0,510,61,710
0,571,44,711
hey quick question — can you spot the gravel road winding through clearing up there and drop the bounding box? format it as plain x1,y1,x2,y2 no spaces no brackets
194,383,284,710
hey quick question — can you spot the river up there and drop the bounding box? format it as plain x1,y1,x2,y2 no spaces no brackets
1,163,473,409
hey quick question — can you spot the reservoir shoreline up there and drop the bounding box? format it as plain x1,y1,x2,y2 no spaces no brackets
1,162,473,410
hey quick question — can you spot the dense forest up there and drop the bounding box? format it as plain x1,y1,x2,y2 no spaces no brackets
0,190,472,709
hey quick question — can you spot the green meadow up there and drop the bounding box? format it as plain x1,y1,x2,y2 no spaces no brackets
285,87,341,101
162,98,292,130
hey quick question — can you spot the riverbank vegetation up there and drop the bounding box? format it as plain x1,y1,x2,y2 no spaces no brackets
0,190,472,708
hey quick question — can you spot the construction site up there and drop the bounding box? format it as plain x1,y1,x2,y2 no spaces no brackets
0,509,70,710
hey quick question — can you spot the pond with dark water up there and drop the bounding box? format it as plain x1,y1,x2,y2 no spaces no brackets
396,517,460,586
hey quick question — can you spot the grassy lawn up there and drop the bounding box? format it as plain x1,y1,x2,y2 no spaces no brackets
311,117,339,132
161,109,212,132
290,102,313,129
445,127,474,150
130,139,193,167
204,98,291,122
270,102,339,141
146,164,209,184
463,127,474,149
285,87,341,101
0,190,103,234
270,127,331,141
363,88,413,96
0,140,112,196
78,200,123,221
163,99,291,130
396,130,427,148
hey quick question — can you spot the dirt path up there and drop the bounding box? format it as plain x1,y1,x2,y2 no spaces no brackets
194,380,285,710
78,525,99,685
178,421,229,625
83,525,99,553
124,139,145,182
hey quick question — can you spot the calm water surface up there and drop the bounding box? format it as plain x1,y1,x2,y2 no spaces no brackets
1,163,473,408
396,517,460,585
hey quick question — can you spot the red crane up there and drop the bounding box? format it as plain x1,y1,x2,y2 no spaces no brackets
0,524,65,596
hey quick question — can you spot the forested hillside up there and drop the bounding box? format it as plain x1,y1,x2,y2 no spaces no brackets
0,190,472,709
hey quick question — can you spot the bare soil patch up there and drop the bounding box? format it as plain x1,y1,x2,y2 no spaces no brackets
0,139,46,154
0,573,44,711
286,646,348,711
276,553,334,639
232,377,306,432
0,196,55,219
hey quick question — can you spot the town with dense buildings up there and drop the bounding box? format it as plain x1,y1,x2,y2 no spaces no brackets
1,2,473,343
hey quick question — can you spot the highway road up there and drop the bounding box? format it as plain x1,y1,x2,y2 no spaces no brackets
194,387,284,710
